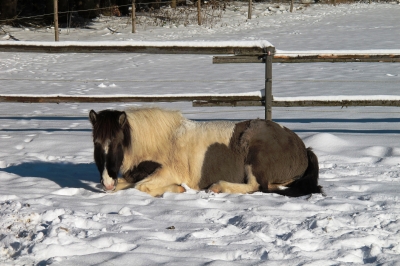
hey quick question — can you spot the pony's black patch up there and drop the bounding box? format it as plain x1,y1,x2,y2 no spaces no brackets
89,109,131,148
123,161,162,183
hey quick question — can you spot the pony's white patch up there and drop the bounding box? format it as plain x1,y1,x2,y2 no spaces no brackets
103,143,109,154
101,146,113,190
278,186,288,190
102,163,114,190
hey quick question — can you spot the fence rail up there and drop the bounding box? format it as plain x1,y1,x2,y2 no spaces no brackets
0,41,270,55
0,94,262,104
214,50,400,63
0,41,400,120
2,94,400,108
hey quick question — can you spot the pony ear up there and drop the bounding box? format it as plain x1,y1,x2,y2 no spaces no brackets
89,110,97,125
119,112,127,127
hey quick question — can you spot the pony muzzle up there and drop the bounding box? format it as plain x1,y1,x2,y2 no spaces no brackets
101,180,118,191
102,177,118,191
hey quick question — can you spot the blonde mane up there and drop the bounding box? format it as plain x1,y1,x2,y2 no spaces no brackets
121,107,184,172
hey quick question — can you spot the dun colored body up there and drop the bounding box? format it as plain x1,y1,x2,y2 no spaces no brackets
89,107,322,197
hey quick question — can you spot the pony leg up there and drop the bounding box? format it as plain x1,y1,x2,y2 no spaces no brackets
118,177,129,184
134,168,184,197
163,184,186,194
114,178,136,191
142,184,185,197
209,165,260,194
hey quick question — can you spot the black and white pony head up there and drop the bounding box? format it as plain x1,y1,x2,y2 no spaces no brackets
89,109,131,191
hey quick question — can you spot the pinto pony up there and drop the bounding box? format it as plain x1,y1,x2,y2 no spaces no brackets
89,107,322,197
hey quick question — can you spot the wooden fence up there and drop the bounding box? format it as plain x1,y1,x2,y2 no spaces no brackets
48,0,351,40
0,41,400,120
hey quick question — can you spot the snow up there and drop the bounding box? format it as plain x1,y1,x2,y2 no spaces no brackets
276,49,400,56
0,40,274,48
275,95,400,101
1,2,400,265
0,91,263,98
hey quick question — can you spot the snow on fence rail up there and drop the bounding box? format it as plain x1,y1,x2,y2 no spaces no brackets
0,41,400,120
0,92,263,104
0,40,270,54
194,96,400,107
213,49,400,63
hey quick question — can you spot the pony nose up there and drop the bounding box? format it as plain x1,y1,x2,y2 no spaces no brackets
102,179,117,191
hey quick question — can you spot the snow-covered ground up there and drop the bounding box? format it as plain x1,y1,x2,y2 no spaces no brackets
1,2,400,265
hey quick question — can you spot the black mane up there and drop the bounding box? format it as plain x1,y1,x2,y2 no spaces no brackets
91,110,132,148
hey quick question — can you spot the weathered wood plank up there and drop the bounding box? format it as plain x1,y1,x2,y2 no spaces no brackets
274,50,400,63
193,99,400,107
192,100,263,107
213,51,400,64
0,43,264,55
272,57,400,63
0,94,262,103
273,100,400,107
213,56,264,64
3,95,400,107
2,94,400,109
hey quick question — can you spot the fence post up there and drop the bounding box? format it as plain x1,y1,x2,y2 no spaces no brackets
248,0,252,19
290,0,294,12
171,0,177,8
197,0,202,25
265,48,273,120
54,0,59,41
132,0,136,33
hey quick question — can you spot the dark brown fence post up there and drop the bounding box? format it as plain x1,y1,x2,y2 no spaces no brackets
248,0,252,19
265,48,273,120
54,0,59,41
197,0,202,25
132,0,136,33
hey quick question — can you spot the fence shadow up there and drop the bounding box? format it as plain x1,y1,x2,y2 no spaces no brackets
2,161,101,192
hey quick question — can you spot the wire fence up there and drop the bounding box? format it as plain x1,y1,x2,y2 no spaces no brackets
0,0,382,32
0,1,223,23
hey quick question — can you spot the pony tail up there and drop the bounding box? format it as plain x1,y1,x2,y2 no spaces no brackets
272,148,322,197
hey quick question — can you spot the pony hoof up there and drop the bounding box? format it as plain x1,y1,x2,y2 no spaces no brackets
177,185,186,193
135,183,151,193
208,184,222,193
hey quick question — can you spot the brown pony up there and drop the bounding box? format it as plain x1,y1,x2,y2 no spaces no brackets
89,107,322,197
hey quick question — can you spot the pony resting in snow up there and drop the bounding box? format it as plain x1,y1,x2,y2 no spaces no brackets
89,107,322,197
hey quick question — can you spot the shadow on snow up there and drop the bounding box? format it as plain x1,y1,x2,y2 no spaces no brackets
2,161,101,192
